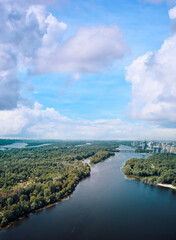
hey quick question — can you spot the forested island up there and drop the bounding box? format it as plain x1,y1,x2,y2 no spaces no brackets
0,140,119,228
90,151,115,165
122,153,176,188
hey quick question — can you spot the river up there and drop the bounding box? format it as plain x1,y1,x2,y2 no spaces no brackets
0,143,50,150
0,143,27,150
0,145,176,240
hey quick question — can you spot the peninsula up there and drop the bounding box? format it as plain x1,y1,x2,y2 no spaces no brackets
122,153,176,189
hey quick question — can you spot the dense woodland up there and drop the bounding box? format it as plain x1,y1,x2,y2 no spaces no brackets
135,146,152,153
122,153,176,187
90,151,115,164
0,140,119,228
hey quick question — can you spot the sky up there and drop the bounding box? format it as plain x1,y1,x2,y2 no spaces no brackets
0,0,176,140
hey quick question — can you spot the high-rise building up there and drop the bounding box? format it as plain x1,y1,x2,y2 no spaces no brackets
170,146,176,154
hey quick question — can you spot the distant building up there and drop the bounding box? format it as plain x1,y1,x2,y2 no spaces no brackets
148,142,154,150
161,149,167,153
153,147,162,153
131,140,176,154
141,141,147,150
132,141,137,147
170,146,176,154
166,146,171,153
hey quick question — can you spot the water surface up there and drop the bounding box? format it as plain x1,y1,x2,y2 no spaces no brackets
0,143,27,150
0,143,50,150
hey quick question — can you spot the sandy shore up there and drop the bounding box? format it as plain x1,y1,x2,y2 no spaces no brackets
157,183,176,190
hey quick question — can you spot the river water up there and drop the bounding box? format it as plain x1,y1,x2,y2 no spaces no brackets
0,143,51,150
0,145,176,240
0,143,27,150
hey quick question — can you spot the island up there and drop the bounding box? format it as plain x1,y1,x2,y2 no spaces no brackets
89,151,115,165
0,140,119,229
122,153,176,189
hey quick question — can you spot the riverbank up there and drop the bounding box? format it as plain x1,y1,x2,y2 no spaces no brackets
122,153,176,192
123,173,176,191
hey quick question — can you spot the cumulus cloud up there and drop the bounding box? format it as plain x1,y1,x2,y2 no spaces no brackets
0,70,21,110
0,102,69,137
0,0,127,110
0,102,175,140
169,6,176,19
0,1,48,109
126,7,176,128
169,6,176,31
36,25,127,74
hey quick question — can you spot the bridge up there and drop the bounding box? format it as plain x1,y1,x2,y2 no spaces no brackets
119,150,135,153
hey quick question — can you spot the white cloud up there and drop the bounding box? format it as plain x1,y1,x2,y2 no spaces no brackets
0,0,127,110
169,6,176,19
126,8,176,128
0,103,175,140
0,1,48,109
43,14,67,46
0,105,28,135
36,25,127,74
26,5,47,32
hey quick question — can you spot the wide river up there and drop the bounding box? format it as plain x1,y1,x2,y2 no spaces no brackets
1,145,176,240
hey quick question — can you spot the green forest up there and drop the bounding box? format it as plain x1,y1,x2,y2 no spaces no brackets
0,140,119,228
135,146,152,153
90,151,115,165
122,153,176,187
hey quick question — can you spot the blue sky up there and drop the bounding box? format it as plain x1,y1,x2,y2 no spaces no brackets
0,0,176,140
25,0,170,118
